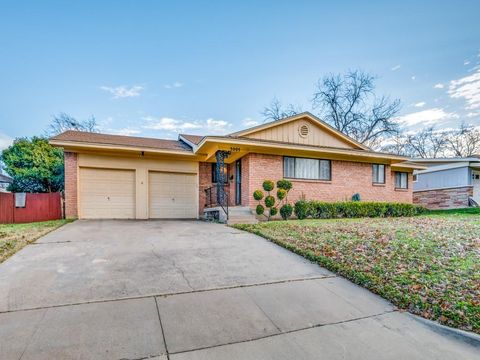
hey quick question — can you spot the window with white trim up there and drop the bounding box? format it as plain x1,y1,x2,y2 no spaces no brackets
372,164,385,184
395,172,408,189
284,157,331,180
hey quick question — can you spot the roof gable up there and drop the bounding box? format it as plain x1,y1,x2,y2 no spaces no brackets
229,112,368,150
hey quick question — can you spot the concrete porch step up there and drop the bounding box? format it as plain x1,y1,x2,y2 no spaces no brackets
204,206,258,224
228,207,254,215
227,207,258,225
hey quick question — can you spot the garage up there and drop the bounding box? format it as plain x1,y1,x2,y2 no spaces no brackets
149,171,197,219
79,168,136,219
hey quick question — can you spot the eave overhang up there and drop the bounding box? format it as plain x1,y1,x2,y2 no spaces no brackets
49,139,205,160
195,136,411,165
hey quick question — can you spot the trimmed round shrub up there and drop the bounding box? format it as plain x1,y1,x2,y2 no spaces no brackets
262,180,275,192
280,204,293,220
294,200,309,220
270,207,278,216
265,195,275,208
256,204,265,215
276,179,292,191
253,189,264,201
277,188,287,200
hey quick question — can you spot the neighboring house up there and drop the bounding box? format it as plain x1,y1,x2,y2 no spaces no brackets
410,156,480,209
50,112,422,220
0,173,13,192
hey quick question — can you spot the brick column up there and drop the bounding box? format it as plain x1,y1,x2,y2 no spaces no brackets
64,152,78,218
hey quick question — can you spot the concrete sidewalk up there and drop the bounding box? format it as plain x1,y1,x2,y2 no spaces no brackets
0,220,478,359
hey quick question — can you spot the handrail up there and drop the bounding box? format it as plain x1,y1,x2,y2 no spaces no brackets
204,184,229,220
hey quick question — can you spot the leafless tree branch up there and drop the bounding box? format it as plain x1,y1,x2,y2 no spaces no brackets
312,70,400,148
47,112,98,136
261,97,302,122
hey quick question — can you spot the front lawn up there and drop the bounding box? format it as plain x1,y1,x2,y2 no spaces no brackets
234,212,480,334
0,220,71,263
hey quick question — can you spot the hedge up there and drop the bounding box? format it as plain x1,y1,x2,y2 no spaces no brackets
294,200,426,219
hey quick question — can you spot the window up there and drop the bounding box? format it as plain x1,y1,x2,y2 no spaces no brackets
372,164,385,184
413,173,418,182
211,163,228,183
395,172,408,189
284,157,331,180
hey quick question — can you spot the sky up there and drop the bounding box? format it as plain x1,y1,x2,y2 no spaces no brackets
0,0,479,149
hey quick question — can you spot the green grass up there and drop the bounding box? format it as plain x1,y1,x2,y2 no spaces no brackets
234,211,480,334
425,207,480,216
0,219,72,263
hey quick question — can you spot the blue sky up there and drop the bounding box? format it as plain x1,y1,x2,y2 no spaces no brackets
0,0,479,148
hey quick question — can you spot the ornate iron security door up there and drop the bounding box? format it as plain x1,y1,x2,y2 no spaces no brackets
215,150,230,217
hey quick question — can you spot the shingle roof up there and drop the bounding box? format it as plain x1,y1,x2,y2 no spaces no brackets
51,131,193,152
179,134,204,145
0,174,12,183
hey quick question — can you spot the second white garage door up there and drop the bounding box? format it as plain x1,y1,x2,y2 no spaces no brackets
149,172,197,219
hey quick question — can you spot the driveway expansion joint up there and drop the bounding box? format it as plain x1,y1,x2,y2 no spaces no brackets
0,275,336,315
167,310,399,356
154,297,170,360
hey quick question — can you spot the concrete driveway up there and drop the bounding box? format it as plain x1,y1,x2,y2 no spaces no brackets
0,220,478,359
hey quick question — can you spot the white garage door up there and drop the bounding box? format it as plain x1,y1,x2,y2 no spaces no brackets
149,172,197,219
79,168,136,219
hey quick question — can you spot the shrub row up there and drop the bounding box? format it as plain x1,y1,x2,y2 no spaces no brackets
294,200,426,219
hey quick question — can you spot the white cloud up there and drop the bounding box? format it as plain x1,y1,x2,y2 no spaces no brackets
467,112,480,118
0,133,13,150
448,68,480,109
142,116,231,134
205,118,229,131
143,117,201,132
391,65,401,71
395,108,459,127
434,83,445,89
164,81,183,89
242,118,259,127
108,128,142,136
411,76,416,80
464,60,471,66
414,101,426,108
100,85,143,98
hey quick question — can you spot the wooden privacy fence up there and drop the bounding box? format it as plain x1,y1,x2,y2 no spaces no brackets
0,192,63,224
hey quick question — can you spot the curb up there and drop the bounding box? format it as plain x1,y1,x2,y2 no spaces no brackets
408,313,480,348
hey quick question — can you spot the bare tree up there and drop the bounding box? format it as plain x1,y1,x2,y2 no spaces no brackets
261,98,301,122
381,133,413,157
406,127,448,158
382,127,448,158
446,123,480,157
47,112,98,136
312,71,401,148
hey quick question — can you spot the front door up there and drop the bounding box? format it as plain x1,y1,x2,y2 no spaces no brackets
473,170,480,202
235,160,242,205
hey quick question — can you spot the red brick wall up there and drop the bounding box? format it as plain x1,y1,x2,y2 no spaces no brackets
413,186,472,209
241,153,413,209
198,162,235,215
64,152,78,218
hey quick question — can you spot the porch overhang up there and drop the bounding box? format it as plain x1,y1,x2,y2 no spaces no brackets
195,136,415,167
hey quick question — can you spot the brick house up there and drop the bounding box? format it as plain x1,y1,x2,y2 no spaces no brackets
50,112,422,221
